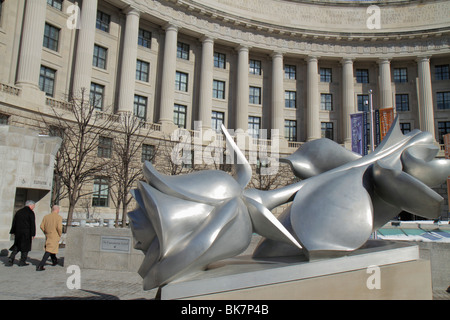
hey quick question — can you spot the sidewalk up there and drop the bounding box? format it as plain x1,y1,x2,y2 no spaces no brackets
0,240,449,300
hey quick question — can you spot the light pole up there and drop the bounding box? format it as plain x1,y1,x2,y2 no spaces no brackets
368,89,375,152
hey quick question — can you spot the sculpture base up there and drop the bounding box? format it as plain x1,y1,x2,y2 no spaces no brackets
157,241,432,300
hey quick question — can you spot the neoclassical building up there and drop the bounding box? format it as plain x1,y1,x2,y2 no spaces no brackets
0,0,449,227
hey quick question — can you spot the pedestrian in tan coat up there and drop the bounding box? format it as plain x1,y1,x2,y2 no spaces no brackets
36,205,63,271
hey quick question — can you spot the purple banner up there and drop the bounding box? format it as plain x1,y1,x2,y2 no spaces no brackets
351,113,364,155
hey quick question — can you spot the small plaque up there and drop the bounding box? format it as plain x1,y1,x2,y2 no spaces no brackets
100,236,131,253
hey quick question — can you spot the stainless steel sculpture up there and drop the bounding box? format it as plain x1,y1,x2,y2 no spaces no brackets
129,117,450,290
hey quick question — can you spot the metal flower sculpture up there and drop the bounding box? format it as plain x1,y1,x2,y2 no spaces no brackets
128,126,301,290
251,116,450,260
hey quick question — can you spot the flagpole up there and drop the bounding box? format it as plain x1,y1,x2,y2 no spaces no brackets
368,89,375,152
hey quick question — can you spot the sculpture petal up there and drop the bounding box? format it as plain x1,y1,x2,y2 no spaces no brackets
290,167,373,260
372,159,444,219
280,138,361,179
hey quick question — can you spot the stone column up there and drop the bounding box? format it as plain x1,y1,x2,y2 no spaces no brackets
158,23,178,125
117,7,140,113
15,0,47,90
271,52,285,137
378,58,393,108
198,36,214,129
341,57,355,146
417,56,436,140
305,56,321,141
235,45,249,131
72,0,98,99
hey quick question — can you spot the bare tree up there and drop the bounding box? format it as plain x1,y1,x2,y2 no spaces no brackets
108,112,156,227
42,88,115,230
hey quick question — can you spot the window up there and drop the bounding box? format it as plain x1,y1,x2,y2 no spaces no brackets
47,0,62,11
214,52,226,69
356,69,369,83
284,65,296,80
321,122,334,140
320,93,333,111
249,86,261,105
43,23,60,52
395,94,409,112
141,144,155,163
134,95,147,120
213,80,225,99
96,10,110,32
177,42,189,60
138,28,152,49
136,60,149,82
285,91,296,109
92,177,109,207
320,68,332,83
90,82,104,111
285,120,297,142
0,113,9,125
438,121,450,144
97,136,112,158
249,60,262,75
175,71,188,92
435,65,450,80
400,123,411,135
437,92,450,110
39,66,56,97
0,1,2,22
248,116,261,139
394,68,408,83
174,104,187,128
93,45,107,69
357,94,369,112
212,111,224,132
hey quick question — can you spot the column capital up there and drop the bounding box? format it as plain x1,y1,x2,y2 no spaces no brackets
200,35,215,44
235,44,250,52
340,57,355,65
416,55,431,63
123,6,140,17
377,57,392,65
305,55,319,63
270,51,284,59
163,22,179,33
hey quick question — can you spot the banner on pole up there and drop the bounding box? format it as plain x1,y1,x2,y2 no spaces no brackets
351,113,368,156
444,133,450,159
379,108,394,141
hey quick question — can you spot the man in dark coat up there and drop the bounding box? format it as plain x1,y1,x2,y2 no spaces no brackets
8,200,36,266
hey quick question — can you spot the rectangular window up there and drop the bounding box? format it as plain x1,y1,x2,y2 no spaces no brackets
47,0,62,11
141,144,155,163
395,94,409,112
96,10,110,33
321,122,334,140
177,42,190,60
435,65,450,81
400,123,411,135
93,44,107,69
136,60,149,82
285,91,296,109
0,113,9,125
134,95,147,120
90,82,104,111
212,111,224,132
284,65,296,80
175,71,188,92
285,120,297,142
249,86,261,105
97,136,112,158
437,92,450,110
138,28,152,49
214,52,226,69
174,104,187,128
394,68,408,83
39,65,56,97
248,116,261,139
92,177,109,207
249,59,262,75
356,69,369,83
357,94,369,112
213,80,225,99
438,121,450,144
43,23,60,52
320,68,332,83
320,93,333,111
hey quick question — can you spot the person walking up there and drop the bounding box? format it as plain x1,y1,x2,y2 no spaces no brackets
8,200,36,266
36,205,63,271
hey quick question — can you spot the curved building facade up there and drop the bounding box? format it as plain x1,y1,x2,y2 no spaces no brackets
0,0,449,227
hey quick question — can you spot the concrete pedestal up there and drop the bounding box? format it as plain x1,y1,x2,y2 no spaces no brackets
158,241,432,300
